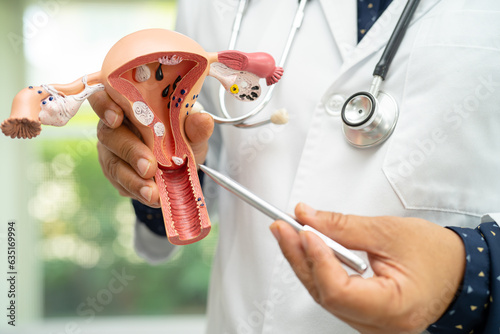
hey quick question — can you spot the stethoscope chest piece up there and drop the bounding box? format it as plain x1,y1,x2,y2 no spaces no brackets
338,0,420,148
341,91,398,148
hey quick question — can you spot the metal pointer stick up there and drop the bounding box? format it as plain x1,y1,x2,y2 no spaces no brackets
198,164,368,274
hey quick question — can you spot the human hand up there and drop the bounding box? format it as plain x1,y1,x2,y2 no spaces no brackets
89,91,214,208
269,203,466,334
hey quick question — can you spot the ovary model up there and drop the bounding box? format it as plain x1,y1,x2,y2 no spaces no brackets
1,29,283,245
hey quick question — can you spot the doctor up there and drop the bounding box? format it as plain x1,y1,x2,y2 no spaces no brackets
90,0,500,333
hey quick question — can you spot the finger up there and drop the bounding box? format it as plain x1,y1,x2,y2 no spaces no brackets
301,231,396,321
99,163,134,199
97,141,160,208
88,90,124,128
97,120,157,180
270,221,320,302
185,112,214,164
97,141,135,197
294,203,389,253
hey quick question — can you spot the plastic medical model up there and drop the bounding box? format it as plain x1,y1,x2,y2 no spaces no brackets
1,28,283,245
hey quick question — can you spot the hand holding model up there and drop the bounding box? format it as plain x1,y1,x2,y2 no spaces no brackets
2,28,282,245
89,90,214,209
270,203,466,334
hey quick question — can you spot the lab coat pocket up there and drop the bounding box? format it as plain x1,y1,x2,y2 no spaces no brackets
382,9,500,216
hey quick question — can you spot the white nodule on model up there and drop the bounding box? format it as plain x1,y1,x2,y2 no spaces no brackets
158,55,183,65
133,101,154,126
172,156,184,166
270,109,289,125
154,122,165,137
39,75,105,127
135,65,151,82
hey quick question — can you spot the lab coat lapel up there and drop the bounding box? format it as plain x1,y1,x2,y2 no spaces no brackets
318,0,357,60
319,0,443,74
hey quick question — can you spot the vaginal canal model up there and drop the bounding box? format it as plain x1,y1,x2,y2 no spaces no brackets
1,28,283,246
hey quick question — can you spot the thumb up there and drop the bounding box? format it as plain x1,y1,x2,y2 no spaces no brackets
185,112,214,165
185,112,214,144
88,90,124,128
294,202,388,253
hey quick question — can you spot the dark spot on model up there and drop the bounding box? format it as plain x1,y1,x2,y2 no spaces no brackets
162,84,170,98
172,75,182,91
156,64,163,81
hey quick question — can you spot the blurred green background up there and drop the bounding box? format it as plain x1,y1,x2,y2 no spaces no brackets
39,136,218,318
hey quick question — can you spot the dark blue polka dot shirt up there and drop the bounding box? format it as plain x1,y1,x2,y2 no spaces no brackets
428,221,499,333
357,0,393,42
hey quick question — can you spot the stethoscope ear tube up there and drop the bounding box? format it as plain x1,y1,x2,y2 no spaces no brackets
213,0,310,128
228,0,249,50
373,0,421,79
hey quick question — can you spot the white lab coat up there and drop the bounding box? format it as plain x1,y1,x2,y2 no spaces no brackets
135,0,500,332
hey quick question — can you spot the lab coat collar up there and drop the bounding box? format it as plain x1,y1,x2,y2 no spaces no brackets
318,0,442,70
318,0,357,59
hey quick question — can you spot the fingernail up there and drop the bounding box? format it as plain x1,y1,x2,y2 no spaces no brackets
140,186,152,202
104,109,118,127
270,224,281,242
137,158,151,177
300,231,309,252
300,203,316,217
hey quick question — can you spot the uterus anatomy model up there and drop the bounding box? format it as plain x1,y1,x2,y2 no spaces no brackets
1,29,283,245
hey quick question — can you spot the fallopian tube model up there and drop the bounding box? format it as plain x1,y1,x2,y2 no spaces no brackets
1,29,283,245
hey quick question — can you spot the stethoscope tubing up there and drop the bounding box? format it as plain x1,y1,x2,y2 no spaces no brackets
212,0,309,128
340,0,421,148
211,0,421,146
373,0,421,80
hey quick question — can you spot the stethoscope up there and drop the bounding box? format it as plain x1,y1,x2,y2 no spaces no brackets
203,0,421,148
202,0,309,128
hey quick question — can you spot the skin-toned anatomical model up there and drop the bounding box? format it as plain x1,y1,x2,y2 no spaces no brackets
1,29,283,245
